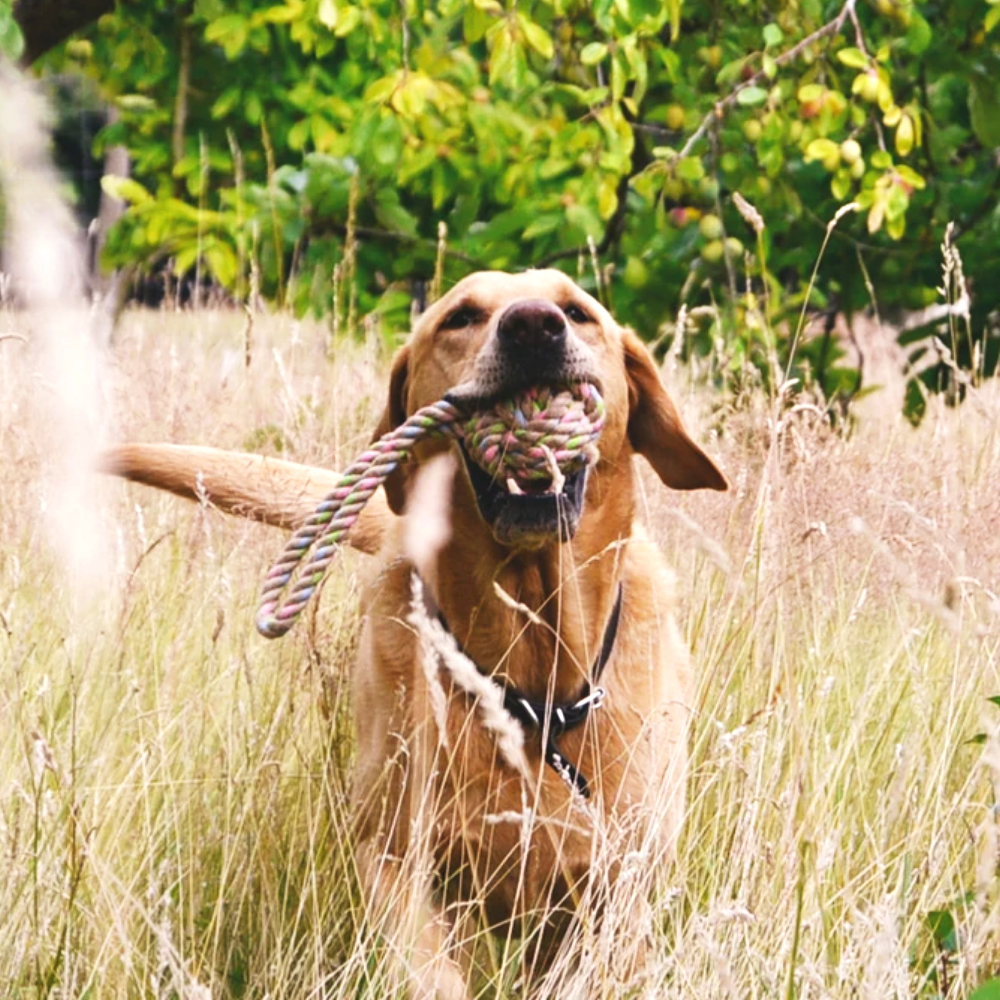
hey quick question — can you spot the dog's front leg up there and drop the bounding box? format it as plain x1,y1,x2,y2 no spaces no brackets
356,837,469,1000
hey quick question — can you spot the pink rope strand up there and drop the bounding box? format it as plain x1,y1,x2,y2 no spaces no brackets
256,382,605,639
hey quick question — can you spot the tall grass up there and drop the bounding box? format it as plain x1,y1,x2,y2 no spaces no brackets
2,296,999,997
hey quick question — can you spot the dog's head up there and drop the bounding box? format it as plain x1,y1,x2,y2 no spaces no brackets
374,269,726,548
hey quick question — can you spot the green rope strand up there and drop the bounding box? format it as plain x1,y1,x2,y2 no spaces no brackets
256,382,605,639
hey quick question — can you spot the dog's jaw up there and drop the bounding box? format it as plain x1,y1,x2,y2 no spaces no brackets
457,441,588,548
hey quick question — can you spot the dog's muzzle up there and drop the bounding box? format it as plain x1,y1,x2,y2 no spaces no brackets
447,299,602,407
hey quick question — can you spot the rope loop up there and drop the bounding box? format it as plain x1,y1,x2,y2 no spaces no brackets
255,382,605,639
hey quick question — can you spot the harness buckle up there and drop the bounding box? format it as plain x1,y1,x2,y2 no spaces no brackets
516,697,540,726
574,685,606,711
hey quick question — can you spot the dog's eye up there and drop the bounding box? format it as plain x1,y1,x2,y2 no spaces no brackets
564,303,593,325
440,306,484,331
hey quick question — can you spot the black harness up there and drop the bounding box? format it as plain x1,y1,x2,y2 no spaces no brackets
438,584,623,799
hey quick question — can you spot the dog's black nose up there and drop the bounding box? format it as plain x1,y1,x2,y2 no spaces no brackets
496,300,567,354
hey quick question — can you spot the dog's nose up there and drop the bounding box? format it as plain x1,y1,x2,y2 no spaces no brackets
496,300,567,354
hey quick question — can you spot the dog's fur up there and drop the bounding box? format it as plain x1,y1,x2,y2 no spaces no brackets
102,269,726,997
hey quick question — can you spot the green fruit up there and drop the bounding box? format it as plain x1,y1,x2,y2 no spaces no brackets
895,114,915,156
701,45,722,68
666,104,686,130
699,213,725,241
822,147,841,172
623,256,650,288
742,119,762,143
700,239,725,263
663,176,684,201
840,138,862,165
849,156,866,179
859,72,880,104
725,237,745,258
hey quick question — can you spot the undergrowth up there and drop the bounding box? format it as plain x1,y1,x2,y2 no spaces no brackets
2,298,1000,997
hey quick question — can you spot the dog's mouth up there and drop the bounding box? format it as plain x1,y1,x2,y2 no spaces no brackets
458,441,589,547
447,380,605,548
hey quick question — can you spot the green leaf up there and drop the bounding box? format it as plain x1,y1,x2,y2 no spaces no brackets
464,5,492,43
581,42,609,66
489,23,523,88
970,979,1000,1000
885,180,908,220
867,197,885,233
597,176,619,219
565,202,601,239
895,164,925,190
0,4,25,61
611,52,626,101
260,4,300,25
173,245,200,277
660,48,680,82
987,4,1000,33
804,138,840,167
762,23,784,48
522,214,562,239
331,5,359,37
317,0,337,29
736,86,768,107
905,14,932,55
204,241,239,287
370,114,402,167
100,176,153,205
717,58,747,88
374,191,418,236
676,157,705,181
836,47,869,70
211,86,242,119
118,94,158,111
205,14,250,60
519,15,553,59
831,168,852,200
924,909,959,954
798,83,825,104
365,74,400,105
969,75,1000,149
193,0,226,19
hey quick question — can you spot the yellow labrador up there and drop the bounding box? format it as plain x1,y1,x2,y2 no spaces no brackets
104,269,726,996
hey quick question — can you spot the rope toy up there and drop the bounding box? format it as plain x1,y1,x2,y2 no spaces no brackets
255,382,606,639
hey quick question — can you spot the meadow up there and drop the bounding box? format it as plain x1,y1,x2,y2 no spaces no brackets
1,300,999,998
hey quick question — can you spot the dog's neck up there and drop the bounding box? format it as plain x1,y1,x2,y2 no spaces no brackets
431,462,636,703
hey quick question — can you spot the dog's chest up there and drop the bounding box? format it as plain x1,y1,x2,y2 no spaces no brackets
425,681,655,926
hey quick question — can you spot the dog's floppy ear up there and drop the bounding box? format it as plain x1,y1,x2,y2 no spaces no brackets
623,329,728,491
371,344,414,514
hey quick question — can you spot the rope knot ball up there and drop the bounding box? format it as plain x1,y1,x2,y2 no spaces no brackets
256,381,605,639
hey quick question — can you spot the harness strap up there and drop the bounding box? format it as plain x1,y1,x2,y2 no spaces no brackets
440,584,624,799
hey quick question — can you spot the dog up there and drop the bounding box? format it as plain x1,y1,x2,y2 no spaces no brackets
103,269,727,997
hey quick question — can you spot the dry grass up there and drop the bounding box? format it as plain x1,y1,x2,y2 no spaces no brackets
2,298,999,998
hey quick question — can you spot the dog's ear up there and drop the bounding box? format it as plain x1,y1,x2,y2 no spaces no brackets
623,329,728,491
371,344,414,514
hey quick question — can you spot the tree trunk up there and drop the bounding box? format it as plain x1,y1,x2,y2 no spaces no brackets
91,104,131,345
14,0,116,64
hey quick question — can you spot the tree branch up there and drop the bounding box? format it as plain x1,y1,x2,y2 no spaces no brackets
314,223,488,269
14,0,116,64
676,0,861,160
535,171,632,268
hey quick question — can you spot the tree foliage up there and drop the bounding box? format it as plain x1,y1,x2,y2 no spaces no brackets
33,0,1000,415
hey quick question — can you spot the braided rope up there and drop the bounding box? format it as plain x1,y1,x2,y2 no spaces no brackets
256,382,605,639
